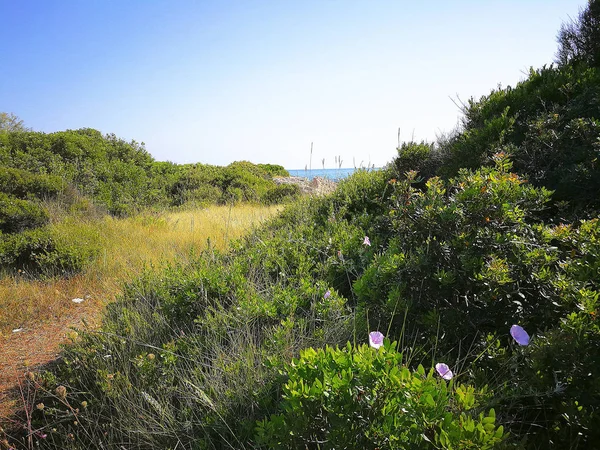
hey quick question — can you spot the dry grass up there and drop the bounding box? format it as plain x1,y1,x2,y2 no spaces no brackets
0,204,279,336
0,204,279,419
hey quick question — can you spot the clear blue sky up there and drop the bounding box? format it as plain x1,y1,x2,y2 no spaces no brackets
0,0,585,169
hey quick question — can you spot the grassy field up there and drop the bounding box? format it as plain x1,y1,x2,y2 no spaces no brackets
0,204,280,336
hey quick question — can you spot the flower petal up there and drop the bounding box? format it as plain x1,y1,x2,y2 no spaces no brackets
369,331,384,349
435,363,453,380
510,325,530,346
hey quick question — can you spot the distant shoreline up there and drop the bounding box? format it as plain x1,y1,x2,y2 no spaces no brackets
287,167,379,181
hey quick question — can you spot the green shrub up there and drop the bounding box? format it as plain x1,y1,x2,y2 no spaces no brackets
256,342,505,449
258,163,290,177
262,183,300,204
0,166,63,199
437,63,600,213
0,193,49,233
0,224,100,276
393,141,446,182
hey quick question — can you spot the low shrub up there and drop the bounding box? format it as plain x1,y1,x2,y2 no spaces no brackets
256,342,505,449
0,193,49,233
0,225,100,277
262,184,300,204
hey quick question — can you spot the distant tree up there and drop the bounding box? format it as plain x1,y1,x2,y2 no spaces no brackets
0,112,28,132
556,0,600,67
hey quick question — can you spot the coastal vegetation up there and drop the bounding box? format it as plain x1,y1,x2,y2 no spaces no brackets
0,129,296,278
2,1,600,448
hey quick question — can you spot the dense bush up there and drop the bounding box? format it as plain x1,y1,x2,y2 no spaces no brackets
0,225,100,277
0,127,295,276
0,167,63,200
0,193,49,233
262,183,300,204
393,141,446,183
256,342,504,449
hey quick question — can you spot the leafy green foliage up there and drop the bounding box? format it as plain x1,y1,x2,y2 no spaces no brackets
0,112,28,133
0,167,63,199
262,183,300,204
256,342,504,449
0,193,49,233
393,141,445,184
0,225,99,276
434,63,600,213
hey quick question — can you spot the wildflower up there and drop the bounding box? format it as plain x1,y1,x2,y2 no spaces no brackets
369,331,384,349
510,325,530,346
55,385,67,400
324,290,331,299
147,353,155,360
36,403,45,411
81,401,88,409
363,236,371,246
72,298,84,304
435,363,453,380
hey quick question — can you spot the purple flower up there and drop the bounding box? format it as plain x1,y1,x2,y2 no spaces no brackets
510,325,530,346
363,236,371,246
324,290,331,299
435,363,453,380
369,331,384,349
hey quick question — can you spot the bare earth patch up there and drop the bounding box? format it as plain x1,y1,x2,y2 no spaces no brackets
0,297,101,423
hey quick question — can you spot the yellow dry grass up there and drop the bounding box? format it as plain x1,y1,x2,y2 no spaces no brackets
0,204,280,336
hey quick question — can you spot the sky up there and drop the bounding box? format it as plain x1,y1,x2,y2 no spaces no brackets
0,0,586,169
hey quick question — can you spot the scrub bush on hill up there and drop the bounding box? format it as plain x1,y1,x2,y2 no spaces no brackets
171,161,294,206
556,0,600,67
393,141,445,184
388,2,600,215
435,63,600,213
257,163,289,177
0,128,160,215
262,183,300,205
0,125,293,277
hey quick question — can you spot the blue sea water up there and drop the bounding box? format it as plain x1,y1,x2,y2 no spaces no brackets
288,167,375,181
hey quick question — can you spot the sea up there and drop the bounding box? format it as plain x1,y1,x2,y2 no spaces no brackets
287,167,378,181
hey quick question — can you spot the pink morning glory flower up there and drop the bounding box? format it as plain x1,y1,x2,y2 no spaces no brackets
510,325,530,346
369,331,384,349
363,236,371,246
435,363,453,380
324,290,331,299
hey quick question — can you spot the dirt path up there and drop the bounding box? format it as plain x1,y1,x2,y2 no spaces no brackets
0,298,102,424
